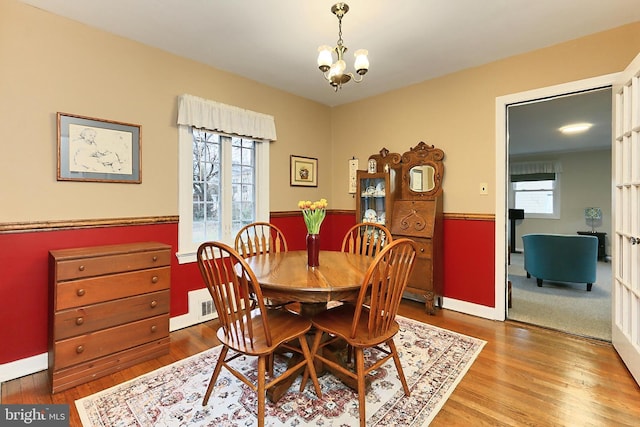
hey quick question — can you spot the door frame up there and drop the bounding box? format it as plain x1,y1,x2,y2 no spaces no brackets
494,73,619,320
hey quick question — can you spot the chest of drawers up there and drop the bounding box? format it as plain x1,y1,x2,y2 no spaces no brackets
48,242,171,393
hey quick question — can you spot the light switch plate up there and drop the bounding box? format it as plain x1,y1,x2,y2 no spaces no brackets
480,182,489,195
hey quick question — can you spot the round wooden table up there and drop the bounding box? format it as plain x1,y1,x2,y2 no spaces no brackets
243,250,373,317
242,250,373,399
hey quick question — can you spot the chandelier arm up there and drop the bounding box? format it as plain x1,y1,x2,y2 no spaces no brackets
350,73,364,83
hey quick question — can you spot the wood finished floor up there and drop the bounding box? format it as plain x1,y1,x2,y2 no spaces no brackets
2,299,639,426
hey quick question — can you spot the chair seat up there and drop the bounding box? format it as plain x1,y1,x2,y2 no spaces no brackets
311,304,400,348
217,309,312,356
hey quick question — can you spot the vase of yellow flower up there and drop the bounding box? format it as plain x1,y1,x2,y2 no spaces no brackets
298,198,328,267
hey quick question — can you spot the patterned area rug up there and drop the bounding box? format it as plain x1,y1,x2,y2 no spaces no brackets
76,317,485,427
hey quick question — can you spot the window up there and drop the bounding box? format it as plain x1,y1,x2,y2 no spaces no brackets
192,130,258,243
511,172,560,219
177,95,275,263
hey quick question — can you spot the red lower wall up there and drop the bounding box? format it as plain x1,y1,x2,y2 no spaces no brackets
443,218,496,306
0,213,494,365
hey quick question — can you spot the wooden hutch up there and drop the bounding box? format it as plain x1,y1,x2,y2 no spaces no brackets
359,143,444,314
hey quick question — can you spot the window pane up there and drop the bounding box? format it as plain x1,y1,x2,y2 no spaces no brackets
515,190,554,214
513,180,554,190
192,130,221,242
231,138,255,235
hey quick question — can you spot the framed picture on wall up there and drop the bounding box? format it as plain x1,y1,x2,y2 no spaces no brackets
57,112,141,183
290,155,318,187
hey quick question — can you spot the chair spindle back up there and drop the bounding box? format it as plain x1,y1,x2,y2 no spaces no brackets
197,241,272,349
341,223,393,258
352,238,417,339
235,222,288,258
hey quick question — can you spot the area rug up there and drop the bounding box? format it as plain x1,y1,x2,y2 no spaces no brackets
76,316,485,427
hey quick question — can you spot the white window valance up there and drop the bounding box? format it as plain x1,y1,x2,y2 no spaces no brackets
510,161,562,175
177,94,277,141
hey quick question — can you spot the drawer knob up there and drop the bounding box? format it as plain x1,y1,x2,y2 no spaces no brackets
151,325,157,333
152,256,158,262
150,300,158,308
78,265,85,272
75,317,84,326
151,276,159,284
76,289,85,297
76,345,84,354
420,247,425,253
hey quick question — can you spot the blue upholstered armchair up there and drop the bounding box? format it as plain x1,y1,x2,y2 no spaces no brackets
522,233,598,291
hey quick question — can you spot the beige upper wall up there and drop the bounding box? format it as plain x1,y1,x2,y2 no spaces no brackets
330,22,640,212
0,0,331,222
1,0,639,222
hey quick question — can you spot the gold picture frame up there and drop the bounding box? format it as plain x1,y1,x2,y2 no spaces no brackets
57,112,141,183
290,155,318,187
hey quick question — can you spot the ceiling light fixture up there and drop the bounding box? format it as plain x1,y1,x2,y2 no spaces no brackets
559,122,593,134
317,3,369,91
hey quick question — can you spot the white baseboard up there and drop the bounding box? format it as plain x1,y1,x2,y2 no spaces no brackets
0,353,48,388
169,312,203,332
443,297,503,320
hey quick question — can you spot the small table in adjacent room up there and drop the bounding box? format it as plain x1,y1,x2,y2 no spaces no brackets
577,231,607,261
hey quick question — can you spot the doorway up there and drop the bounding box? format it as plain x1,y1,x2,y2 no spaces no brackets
494,73,619,326
505,88,612,340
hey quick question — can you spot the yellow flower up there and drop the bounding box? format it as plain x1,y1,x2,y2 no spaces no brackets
298,198,328,234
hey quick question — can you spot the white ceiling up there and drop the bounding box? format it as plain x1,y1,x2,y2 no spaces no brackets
508,88,613,156
19,0,639,153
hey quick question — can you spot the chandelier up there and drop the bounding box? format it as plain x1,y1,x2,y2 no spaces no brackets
317,3,369,91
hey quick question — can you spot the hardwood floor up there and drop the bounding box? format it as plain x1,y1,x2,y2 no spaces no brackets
3,299,639,426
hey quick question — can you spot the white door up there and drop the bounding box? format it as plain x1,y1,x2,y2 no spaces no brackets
612,51,640,385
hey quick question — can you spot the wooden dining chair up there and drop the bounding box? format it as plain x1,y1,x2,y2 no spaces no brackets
197,241,322,427
301,238,417,427
341,222,392,258
235,222,291,308
234,222,288,257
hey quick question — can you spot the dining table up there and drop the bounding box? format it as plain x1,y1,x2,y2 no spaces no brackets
242,249,374,317
240,249,375,401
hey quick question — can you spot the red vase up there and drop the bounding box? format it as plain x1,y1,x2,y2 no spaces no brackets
306,233,320,267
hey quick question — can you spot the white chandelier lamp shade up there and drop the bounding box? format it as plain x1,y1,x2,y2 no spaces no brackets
317,45,334,71
317,3,369,91
354,49,369,74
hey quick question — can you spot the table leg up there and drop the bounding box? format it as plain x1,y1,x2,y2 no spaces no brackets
299,302,327,318
267,302,327,402
266,302,361,401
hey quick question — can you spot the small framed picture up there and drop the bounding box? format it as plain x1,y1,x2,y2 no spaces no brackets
290,155,318,187
57,112,141,183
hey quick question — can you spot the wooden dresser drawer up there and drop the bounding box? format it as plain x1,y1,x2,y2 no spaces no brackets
55,267,170,310
53,314,170,370
49,242,172,392
55,249,171,281
54,290,170,340
409,238,432,260
408,258,433,288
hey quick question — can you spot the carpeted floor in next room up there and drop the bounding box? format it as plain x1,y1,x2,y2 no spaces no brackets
507,252,612,341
